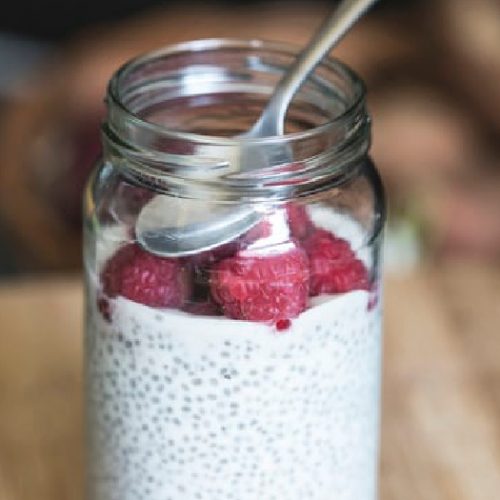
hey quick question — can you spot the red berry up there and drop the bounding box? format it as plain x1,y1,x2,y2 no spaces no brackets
101,243,191,309
302,229,369,296
240,218,273,246
116,183,154,215
275,318,292,331
286,203,313,239
210,245,309,322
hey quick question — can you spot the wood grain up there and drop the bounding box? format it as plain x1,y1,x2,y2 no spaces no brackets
0,279,83,500
0,266,499,500
381,264,500,500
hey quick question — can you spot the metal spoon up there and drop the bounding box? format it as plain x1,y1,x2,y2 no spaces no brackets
137,0,378,257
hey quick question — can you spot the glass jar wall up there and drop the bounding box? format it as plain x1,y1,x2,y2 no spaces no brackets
84,39,385,500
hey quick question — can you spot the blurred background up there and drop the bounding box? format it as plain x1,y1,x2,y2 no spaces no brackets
1,0,500,275
2,3,500,499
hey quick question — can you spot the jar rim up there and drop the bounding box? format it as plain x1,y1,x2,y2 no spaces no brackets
107,37,367,147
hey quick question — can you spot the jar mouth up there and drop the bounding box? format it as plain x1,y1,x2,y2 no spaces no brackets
107,38,366,147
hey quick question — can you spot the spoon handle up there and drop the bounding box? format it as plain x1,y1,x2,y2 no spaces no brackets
259,0,379,135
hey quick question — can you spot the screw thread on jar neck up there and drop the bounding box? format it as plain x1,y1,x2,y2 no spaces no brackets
102,38,370,201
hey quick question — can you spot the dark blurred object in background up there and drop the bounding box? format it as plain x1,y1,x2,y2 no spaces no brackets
1,0,500,274
1,0,416,41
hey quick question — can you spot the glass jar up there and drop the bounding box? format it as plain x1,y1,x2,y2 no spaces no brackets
84,39,385,500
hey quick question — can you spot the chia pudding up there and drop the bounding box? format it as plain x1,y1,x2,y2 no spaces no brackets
85,204,382,500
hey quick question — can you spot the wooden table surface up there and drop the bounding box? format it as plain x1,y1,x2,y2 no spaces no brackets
1,263,500,500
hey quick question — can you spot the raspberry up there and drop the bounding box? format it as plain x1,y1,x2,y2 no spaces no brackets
240,218,273,246
101,243,191,310
286,203,313,239
116,183,154,216
302,229,369,296
275,318,292,331
210,245,309,322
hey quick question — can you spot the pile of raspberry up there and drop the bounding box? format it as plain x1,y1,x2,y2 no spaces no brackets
99,204,370,325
